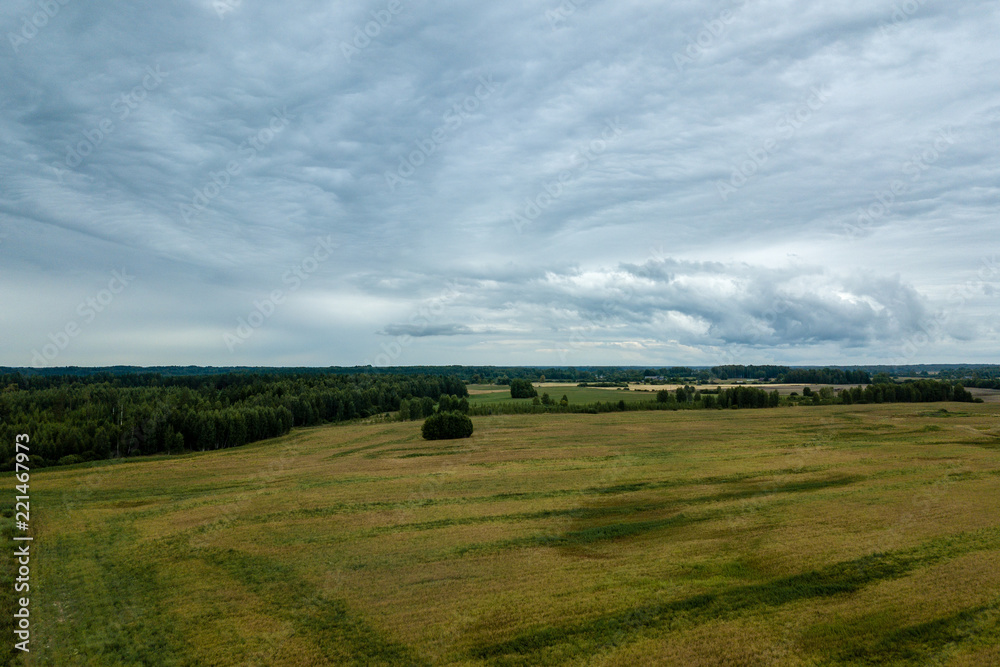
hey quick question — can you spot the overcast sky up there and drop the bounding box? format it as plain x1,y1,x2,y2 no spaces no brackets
1,0,998,368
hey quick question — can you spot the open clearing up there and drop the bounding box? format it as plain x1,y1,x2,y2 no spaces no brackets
13,403,1000,665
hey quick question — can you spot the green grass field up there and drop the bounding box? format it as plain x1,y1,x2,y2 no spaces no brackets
7,403,1000,665
467,384,656,405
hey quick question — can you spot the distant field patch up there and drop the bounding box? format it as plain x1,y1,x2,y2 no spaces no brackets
468,385,654,405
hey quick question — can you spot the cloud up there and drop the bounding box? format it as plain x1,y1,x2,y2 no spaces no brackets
395,258,935,348
378,323,474,337
1,0,998,366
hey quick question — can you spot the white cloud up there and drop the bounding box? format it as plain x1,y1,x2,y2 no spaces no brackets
1,0,998,366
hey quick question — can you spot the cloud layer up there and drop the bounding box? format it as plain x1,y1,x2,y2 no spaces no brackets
1,0,998,367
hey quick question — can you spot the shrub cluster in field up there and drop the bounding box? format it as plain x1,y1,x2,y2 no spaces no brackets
533,393,569,407
421,411,474,440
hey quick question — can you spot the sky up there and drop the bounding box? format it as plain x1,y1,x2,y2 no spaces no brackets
1,0,998,369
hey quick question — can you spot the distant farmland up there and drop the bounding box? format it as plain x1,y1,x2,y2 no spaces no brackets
466,384,655,405
8,403,1000,665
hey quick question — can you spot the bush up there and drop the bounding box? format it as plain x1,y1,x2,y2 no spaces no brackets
422,411,474,440
510,379,538,399
57,454,84,466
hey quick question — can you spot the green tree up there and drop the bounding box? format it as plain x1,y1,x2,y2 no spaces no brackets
420,396,436,417
422,412,474,440
510,379,538,399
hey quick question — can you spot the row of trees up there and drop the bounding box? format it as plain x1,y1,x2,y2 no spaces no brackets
782,368,871,385
397,394,470,421
710,365,788,380
10,363,997,387
658,385,782,409
707,366,871,384
933,367,1000,390
839,381,975,404
471,380,977,416
0,372,467,468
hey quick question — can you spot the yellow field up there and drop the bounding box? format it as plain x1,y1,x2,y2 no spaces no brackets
16,403,1000,665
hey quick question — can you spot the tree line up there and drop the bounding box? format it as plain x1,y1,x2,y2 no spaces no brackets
0,367,984,469
709,365,871,384
397,394,470,421
0,372,466,469
471,379,978,416
15,363,994,387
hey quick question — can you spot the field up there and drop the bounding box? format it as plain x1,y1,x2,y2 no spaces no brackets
466,384,654,405
8,403,1000,665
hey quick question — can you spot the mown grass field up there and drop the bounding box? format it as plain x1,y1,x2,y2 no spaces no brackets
7,403,1000,665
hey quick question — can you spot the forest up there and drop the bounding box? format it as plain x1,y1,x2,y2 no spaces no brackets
0,367,985,470
933,366,1000,389
0,371,466,468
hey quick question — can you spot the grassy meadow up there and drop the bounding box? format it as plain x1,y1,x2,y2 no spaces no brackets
6,403,1000,665
466,384,655,406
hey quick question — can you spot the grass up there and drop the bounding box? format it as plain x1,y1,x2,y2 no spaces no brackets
5,402,1000,665
466,384,656,405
